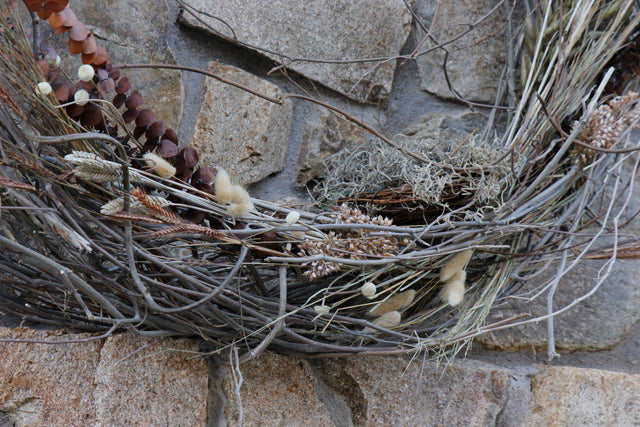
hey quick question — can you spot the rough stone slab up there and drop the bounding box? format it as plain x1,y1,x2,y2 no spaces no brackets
95,334,208,426
63,0,183,130
191,62,293,186
0,327,100,426
0,328,208,427
178,0,412,104
221,353,333,426
315,356,509,426
525,365,640,426
477,258,640,352
296,109,367,185
414,0,510,103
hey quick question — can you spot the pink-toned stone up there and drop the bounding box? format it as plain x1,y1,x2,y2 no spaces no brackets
0,327,100,426
222,353,333,426
0,328,208,426
95,334,208,426
525,365,640,426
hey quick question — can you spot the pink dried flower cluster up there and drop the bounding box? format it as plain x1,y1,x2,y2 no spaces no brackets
299,204,405,280
574,92,640,155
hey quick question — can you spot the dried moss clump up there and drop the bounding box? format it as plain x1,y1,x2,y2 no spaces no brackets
315,114,511,221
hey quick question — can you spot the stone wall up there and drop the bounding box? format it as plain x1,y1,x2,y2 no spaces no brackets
2,1,640,426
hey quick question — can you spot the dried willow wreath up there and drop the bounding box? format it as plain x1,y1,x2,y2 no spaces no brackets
1,0,639,362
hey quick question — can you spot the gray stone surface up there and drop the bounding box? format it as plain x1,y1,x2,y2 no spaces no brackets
296,108,367,185
69,0,183,130
178,0,412,104
477,259,640,352
191,62,293,186
314,356,510,426
0,328,208,427
414,0,511,103
525,365,640,426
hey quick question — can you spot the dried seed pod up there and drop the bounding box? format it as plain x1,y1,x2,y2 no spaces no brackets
92,45,108,65
181,147,199,168
37,58,50,76
68,38,86,55
112,93,126,109
162,128,178,144
68,21,89,41
82,33,97,55
439,249,473,283
79,103,103,128
52,81,70,102
115,77,130,94
38,8,53,20
106,64,120,80
45,0,69,13
126,91,144,110
122,108,139,124
24,0,43,11
367,289,415,318
146,121,166,140
157,139,178,158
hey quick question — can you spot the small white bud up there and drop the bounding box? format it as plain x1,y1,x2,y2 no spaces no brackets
74,90,90,106
360,282,377,297
314,305,330,315
77,64,95,82
36,81,52,96
48,55,61,68
285,211,300,225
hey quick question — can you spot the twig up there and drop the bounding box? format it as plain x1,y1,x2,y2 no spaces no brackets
239,266,288,362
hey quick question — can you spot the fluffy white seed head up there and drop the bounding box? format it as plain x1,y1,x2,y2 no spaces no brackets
77,64,95,82
360,282,377,297
440,249,473,282
229,183,250,204
142,152,176,179
36,81,52,96
213,168,253,216
74,90,90,106
214,168,233,204
285,211,300,225
367,289,416,317
314,305,330,315
226,200,254,217
441,269,466,306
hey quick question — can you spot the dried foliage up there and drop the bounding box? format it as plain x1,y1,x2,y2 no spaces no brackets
0,0,639,363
